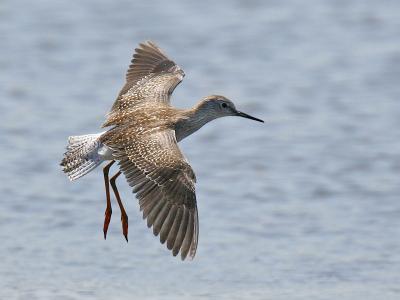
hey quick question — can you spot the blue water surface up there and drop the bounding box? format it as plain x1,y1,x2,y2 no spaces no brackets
1,1,400,299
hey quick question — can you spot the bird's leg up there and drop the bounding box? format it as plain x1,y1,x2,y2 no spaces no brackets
110,170,129,242
102,160,115,239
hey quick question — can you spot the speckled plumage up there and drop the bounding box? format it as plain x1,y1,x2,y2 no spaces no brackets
61,41,263,261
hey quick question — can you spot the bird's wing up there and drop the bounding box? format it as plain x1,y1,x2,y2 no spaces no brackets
103,41,184,127
110,129,198,260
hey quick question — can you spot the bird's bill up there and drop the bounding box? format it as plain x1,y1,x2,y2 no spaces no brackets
236,111,264,123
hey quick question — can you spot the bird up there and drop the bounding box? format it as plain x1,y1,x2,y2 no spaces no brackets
60,41,263,260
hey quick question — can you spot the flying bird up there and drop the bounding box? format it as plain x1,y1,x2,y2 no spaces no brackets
61,41,263,260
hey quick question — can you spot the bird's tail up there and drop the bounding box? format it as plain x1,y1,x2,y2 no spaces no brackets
60,132,105,181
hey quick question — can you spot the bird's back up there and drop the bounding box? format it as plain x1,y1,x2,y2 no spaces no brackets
100,103,185,146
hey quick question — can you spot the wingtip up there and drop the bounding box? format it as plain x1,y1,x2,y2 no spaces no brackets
139,40,158,50
180,251,196,261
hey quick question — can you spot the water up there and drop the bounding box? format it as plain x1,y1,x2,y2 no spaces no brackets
1,0,400,299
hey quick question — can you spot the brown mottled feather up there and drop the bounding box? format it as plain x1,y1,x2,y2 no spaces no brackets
103,41,184,128
173,207,189,257
181,212,194,260
147,200,164,228
153,202,171,235
160,205,178,244
167,207,183,250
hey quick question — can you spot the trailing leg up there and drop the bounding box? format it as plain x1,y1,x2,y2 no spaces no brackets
103,160,115,239
110,170,129,242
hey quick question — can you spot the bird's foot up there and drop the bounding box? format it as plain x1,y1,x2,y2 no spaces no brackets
103,207,112,239
121,213,128,242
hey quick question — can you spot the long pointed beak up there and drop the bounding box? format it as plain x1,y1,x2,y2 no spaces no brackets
236,111,264,123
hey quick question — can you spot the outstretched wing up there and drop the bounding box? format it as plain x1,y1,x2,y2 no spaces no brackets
110,129,198,260
104,41,184,127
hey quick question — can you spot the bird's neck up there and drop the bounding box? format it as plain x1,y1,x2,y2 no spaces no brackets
175,103,218,142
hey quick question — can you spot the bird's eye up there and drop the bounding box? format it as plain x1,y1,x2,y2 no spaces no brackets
221,103,227,108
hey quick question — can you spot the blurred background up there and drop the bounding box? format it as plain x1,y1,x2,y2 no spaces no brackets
1,0,400,299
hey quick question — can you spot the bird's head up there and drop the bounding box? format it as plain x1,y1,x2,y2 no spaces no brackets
198,95,264,123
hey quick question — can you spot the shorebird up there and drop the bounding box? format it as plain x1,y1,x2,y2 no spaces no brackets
61,41,263,260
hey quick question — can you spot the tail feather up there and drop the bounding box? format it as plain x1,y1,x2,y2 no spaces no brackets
61,133,105,181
